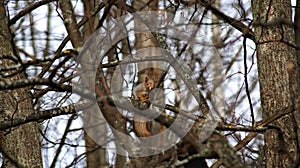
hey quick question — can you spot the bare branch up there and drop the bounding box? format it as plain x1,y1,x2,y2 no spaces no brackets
58,0,83,48
9,0,56,26
0,99,92,131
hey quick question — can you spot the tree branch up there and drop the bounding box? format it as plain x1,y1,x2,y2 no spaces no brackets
58,0,83,48
0,99,93,130
177,0,255,41
9,0,56,26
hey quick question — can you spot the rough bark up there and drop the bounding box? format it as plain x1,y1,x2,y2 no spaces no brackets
252,0,299,167
294,0,300,166
0,1,43,167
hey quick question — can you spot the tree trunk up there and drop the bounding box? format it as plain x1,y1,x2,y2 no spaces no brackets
252,0,299,167
0,1,42,167
80,1,108,167
294,0,300,165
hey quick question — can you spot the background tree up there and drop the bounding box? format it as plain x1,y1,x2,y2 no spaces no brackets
0,0,42,167
252,0,299,167
0,0,299,167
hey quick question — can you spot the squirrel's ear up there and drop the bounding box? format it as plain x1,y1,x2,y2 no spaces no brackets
144,76,149,83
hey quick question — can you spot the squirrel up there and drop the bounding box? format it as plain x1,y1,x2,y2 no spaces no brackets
132,69,167,138
133,76,155,102
132,76,155,137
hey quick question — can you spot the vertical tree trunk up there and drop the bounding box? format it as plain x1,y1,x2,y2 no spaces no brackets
294,0,300,164
0,1,42,167
132,0,159,139
81,1,108,167
252,0,299,167
131,0,163,167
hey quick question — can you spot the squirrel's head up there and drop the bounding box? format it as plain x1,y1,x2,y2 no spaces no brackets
144,76,155,90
